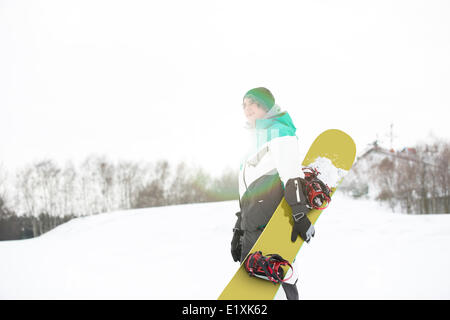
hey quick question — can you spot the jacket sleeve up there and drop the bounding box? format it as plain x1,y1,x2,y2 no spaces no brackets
269,135,304,186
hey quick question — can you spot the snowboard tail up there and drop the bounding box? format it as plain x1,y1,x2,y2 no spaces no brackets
218,129,356,300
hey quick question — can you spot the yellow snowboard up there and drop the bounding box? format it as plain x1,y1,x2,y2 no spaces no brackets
218,129,356,300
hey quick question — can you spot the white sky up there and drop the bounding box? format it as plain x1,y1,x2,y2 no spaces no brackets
1,0,449,176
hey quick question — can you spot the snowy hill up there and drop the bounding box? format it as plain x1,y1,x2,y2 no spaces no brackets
1,193,450,300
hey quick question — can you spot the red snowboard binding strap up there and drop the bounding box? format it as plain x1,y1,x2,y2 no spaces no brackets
302,167,332,210
244,251,293,285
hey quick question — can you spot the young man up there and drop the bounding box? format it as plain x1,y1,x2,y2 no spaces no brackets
230,87,314,300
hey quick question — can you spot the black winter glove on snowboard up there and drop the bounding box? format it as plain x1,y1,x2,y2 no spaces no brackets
285,177,315,243
290,205,315,243
231,211,243,262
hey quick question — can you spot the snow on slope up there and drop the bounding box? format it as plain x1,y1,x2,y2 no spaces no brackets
0,194,449,300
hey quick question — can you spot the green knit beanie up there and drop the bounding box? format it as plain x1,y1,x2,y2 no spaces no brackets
243,87,275,111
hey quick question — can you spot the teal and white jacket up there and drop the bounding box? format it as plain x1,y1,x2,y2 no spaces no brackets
239,105,304,201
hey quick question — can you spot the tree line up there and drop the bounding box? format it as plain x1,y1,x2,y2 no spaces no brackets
2,140,447,241
0,156,239,240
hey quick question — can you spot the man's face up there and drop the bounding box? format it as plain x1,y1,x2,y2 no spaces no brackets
243,97,267,127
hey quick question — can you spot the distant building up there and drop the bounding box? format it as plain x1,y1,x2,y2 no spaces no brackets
341,142,422,198
340,141,449,214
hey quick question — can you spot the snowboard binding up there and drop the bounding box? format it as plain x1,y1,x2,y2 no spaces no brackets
302,167,332,210
244,251,293,285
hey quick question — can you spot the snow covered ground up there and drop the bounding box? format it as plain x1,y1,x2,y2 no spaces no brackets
1,193,449,300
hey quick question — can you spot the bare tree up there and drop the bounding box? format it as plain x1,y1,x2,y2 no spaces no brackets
373,158,397,211
116,160,144,209
210,167,239,201
34,160,61,221
98,159,115,213
433,141,450,212
135,160,170,208
0,163,8,207
167,162,190,205
60,161,77,216
14,165,40,234
80,155,104,215
395,159,418,213
0,163,9,219
15,165,37,216
184,166,212,203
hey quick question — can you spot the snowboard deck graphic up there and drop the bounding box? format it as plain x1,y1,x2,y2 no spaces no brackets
218,129,356,300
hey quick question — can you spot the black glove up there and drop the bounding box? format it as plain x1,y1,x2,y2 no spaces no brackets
290,205,315,243
231,212,243,262
285,177,314,243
